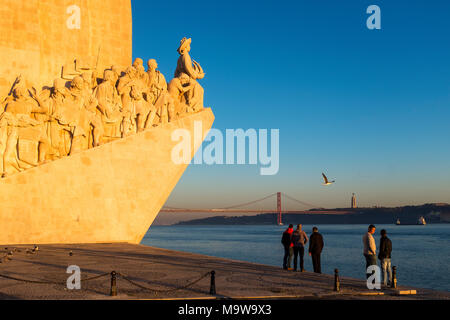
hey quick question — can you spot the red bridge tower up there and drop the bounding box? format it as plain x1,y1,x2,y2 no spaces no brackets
277,192,282,225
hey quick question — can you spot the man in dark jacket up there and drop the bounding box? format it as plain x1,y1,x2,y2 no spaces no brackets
378,229,392,286
291,224,308,272
308,227,324,273
281,224,294,270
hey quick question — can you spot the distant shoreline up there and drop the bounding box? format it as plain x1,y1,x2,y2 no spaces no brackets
175,203,450,226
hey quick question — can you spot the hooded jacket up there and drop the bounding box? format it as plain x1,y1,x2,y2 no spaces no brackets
281,227,294,248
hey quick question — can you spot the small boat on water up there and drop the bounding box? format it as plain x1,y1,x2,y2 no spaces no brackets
417,216,427,225
395,217,427,226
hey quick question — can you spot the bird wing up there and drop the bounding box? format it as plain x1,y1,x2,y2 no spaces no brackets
322,173,328,184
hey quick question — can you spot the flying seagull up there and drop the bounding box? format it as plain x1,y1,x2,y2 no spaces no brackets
322,173,335,186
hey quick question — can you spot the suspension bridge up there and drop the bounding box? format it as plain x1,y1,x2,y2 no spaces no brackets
161,192,352,225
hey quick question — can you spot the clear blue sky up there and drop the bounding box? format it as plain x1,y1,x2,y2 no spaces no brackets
131,0,450,211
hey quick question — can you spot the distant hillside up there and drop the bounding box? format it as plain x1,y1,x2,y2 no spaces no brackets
176,203,450,225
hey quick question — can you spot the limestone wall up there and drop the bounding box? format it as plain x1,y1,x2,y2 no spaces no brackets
0,0,132,97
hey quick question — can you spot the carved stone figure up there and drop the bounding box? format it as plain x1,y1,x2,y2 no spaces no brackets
168,72,194,118
41,78,76,158
117,66,138,136
117,63,152,135
110,65,123,87
148,59,175,124
81,72,98,92
0,86,50,176
96,70,123,143
133,58,150,88
68,76,103,152
174,37,205,112
131,86,156,132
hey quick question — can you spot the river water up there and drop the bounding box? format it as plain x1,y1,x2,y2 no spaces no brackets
141,224,450,291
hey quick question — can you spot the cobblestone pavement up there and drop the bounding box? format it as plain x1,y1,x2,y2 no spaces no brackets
0,244,448,300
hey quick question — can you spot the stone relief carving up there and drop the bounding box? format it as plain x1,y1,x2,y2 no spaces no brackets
0,38,207,178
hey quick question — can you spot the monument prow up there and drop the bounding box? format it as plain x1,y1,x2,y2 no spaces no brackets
0,108,214,245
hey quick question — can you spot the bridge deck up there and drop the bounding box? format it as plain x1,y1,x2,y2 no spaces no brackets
160,209,352,214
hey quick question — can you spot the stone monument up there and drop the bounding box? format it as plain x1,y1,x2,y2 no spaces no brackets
0,0,214,245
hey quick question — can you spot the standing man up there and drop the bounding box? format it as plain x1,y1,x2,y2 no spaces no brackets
363,224,377,279
281,224,294,270
291,224,308,272
378,229,393,286
309,227,324,274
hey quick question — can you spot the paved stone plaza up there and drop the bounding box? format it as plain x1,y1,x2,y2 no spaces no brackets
0,244,448,300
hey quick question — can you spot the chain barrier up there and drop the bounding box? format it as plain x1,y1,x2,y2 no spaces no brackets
118,271,212,294
0,269,213,295
0,247,215,295
0,272,110,285
0,273,62,285
80,273,111,283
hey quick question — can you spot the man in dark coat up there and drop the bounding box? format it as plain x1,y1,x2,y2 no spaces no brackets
281,224,294,270
308,227,324,273
378,229,393,286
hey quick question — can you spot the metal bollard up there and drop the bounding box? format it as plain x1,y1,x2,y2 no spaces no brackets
110,271,117,296
210,271,216,295
391,266,397,289
334,269,340,292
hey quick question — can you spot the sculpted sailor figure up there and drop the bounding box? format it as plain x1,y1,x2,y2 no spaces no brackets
168,72,194,118
117,66,138,136
133,58,150,89
110,65,123,87
96,70,123,143
0,86,50,176
118,64,152,135
68,76,103,152
147,59,175,124
41,78,76,158
81,72,98,92
174,37,206,113
130,86,155,132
